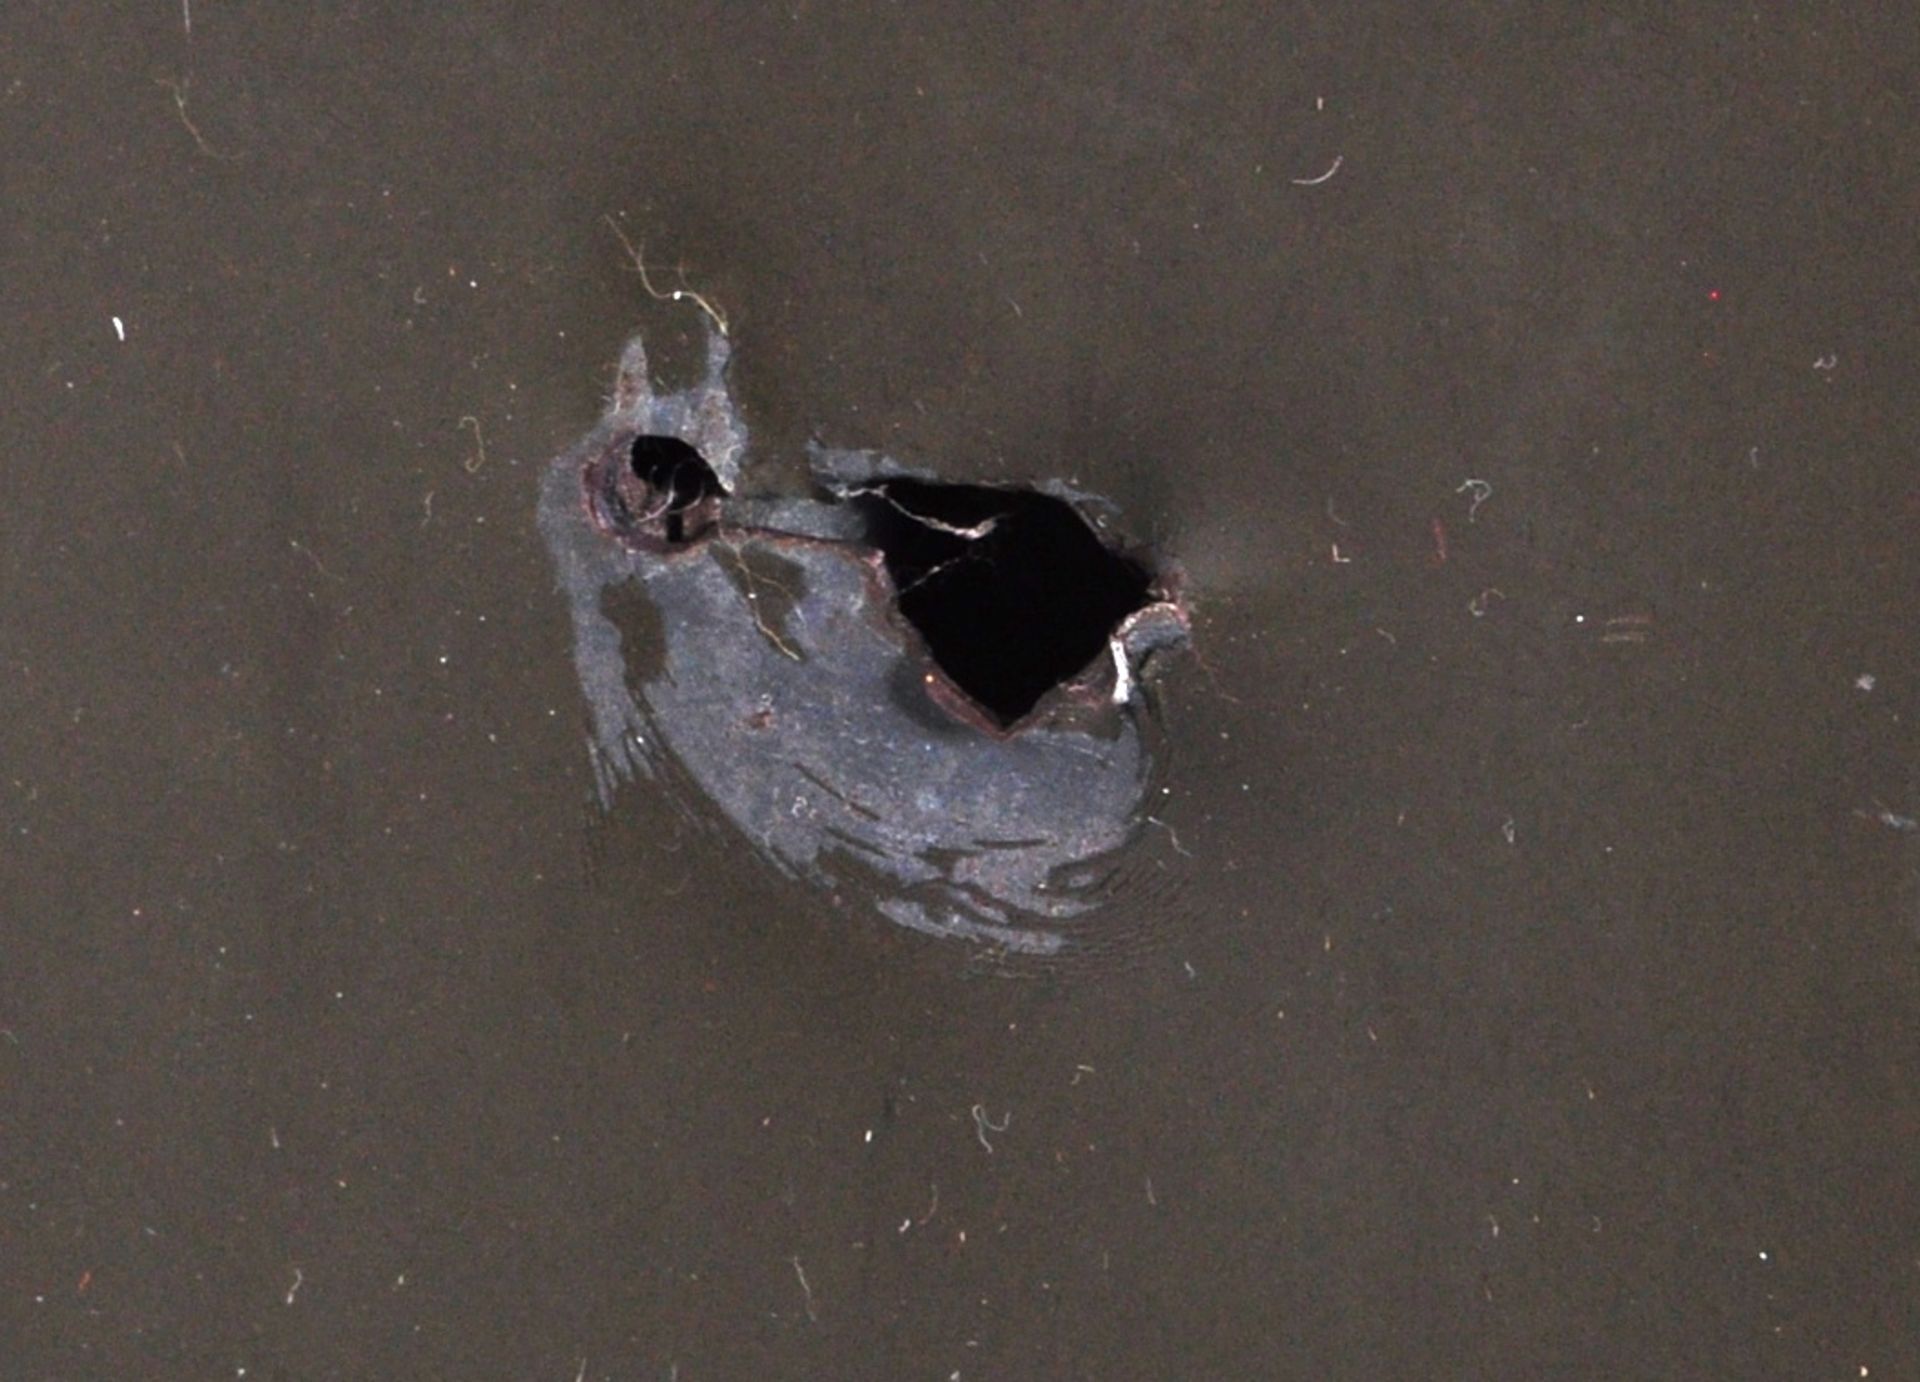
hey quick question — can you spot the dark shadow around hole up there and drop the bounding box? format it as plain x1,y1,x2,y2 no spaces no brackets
849,479,1152,727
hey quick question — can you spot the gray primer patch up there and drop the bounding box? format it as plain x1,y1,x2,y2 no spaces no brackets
540,328,1188,954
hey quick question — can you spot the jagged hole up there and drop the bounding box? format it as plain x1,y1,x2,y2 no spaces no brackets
613,437,1156,726
849,479,1152,726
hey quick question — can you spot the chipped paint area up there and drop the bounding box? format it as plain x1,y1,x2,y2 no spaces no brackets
540,329,1188,952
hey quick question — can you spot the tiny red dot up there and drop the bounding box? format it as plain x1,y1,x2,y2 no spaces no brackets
1708,289,1721,301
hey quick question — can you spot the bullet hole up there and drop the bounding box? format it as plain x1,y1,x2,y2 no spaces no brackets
846,479,1154,727
613,435,724,544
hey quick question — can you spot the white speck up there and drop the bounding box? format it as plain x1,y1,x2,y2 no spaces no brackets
1813,353,1838,370
1757,1250,1768,1262
1862,807,1918,832
1855,673,1876,691
111,316,126,341
1109,636,1134,704
864,1128,873,1143
285,1266,304,1304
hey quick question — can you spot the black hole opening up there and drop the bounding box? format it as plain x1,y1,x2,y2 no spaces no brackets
629,435,722,542
850,479,1153,727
